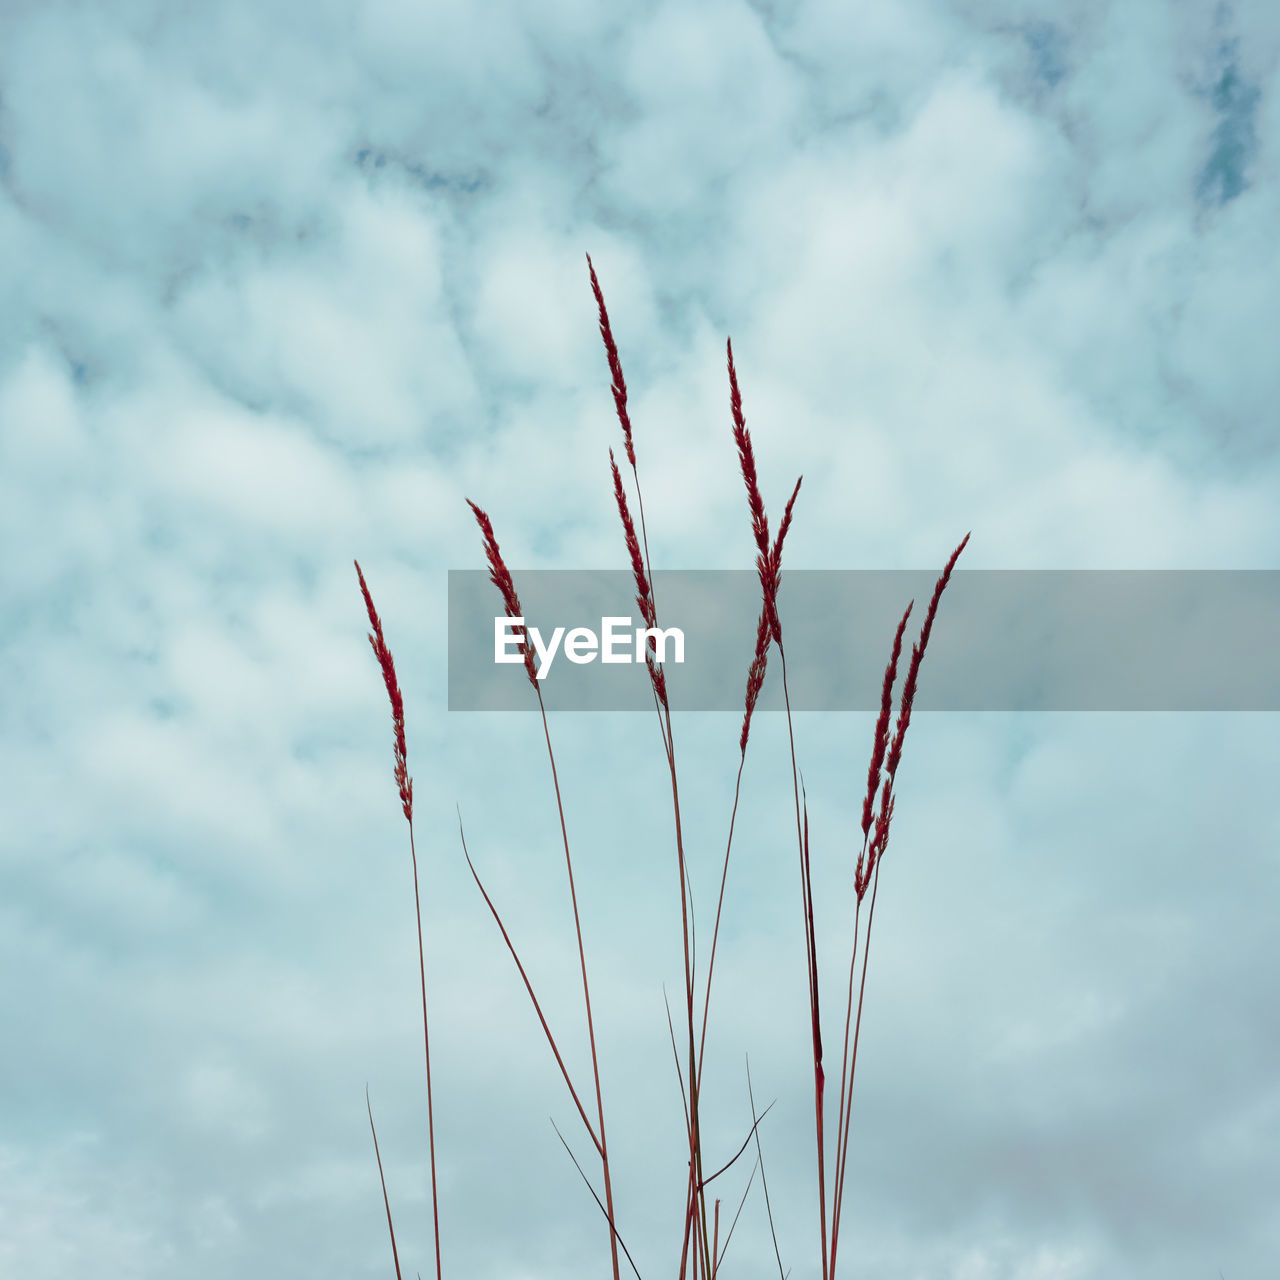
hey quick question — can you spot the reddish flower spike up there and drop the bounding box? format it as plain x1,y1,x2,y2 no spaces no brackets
355,560,414,823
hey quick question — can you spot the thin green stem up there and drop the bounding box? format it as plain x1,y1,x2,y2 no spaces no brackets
533,681,623,1280
829,885,864,1263
366,1085,404,1280
779,645,829,1280
829,859,882,1279
407,821,443,1280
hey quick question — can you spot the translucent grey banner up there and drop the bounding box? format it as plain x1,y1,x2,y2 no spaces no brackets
447,570,1280,712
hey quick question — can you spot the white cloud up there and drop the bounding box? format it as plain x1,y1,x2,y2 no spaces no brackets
1,1,1276,1277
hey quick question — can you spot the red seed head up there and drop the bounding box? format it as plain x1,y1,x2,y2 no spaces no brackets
862,600,913,838
739,603,772,754
884,533,970,783
765,475,802,644
857,787,895,901
586,253,636,469
650,660,668,710
466,499,538,687
729,338,802,647
728,338,770,566
354,559,414,823
609,450,667,710
729,340,803,749
610,450,656,631
859,533,968,894
738,478,802,753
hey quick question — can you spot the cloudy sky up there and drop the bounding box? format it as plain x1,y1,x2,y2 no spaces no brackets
2,1,1277,1277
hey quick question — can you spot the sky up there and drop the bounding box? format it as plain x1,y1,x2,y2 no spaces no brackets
1,1,1277,1278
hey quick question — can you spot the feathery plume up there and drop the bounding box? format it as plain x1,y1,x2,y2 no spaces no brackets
883,533,970,783
610,450,668,709
727,338,770,565
467,499,538,687
861,601,913,839
587,254,636,468
355,560,413,822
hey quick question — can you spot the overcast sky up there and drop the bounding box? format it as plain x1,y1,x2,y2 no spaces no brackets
2,1,1278,1278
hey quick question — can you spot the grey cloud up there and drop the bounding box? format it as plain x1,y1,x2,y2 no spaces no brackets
1,1,1276,1278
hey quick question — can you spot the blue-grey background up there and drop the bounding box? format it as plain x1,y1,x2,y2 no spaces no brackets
1,2,1277,1278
